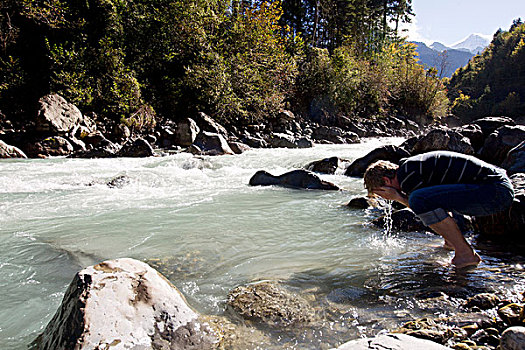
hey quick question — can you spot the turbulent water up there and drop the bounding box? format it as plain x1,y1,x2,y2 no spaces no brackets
1,137,524,349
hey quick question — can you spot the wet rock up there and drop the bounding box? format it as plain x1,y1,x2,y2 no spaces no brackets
0,140,27,158
344,145,411,177
470,328,501,347
228,141,251,154
70,137,120,158
453,124,485,152
396,318,456,344
480,125,525,166
372,208,428,232
193,131,234,155
174,118,200,147
117,138,155,157
335,333,453,350
295,136,314,148
33,258,220,350
472,116,516,137
306,156,343,174
35,94,86,135
498,303,525,326
466,293,501,310
473,173,525,239
227,281,315,328
502,141,525,175
410,128,474,155
500,326,525,350
249,169,340,190
26,136,74,157
347,197,371,209
312,125,359,144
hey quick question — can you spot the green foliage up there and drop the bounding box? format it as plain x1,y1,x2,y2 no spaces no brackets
447,21,525,121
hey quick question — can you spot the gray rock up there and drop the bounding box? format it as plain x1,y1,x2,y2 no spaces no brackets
453,123,485,152
500,326,525,350
335,333,452,350
117,138,155,157
35,94,85,135
33,258,220,350
480,125,525,166
249,169,340,190
502,141,525,175
344,145,410,177
267,133,299,148
295,136,313,148
472,116,516,137
242,134,268,148
193,131,234,155
227,281,315,328
0,140,27,158
228,141,251,154
194,112,228,137
175,118,200,147
411,128,474,155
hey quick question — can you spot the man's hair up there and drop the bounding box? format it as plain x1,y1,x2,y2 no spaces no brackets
363,160,399,195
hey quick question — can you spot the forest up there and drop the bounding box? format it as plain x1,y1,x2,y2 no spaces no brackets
0,0,523,135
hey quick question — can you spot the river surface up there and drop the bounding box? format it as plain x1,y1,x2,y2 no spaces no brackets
1,138,524,349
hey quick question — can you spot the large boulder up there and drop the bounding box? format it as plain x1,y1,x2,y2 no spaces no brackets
344,145,410,177
35,94,86,135
26,136,75,157
453,124,485,152
0,140,27,158
33,258,220,350
472,116,516,137
502,141,525,175
193,131,234,155
335,333,452,350
410,128,474,155
175,118,200,147
228,141,251,154
193,112,228,137
117,138,155,157
473,173,525,240
227,281,315,328
249,169,340,190
480,125,525,166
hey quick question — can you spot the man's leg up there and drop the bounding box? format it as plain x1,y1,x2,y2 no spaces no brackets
428,216,481,268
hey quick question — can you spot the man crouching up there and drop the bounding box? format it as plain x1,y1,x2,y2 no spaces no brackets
363,151,514,268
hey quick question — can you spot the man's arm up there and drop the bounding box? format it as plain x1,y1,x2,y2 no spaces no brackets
373,186,409,207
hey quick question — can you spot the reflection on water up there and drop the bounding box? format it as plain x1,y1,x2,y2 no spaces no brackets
0,139,524,349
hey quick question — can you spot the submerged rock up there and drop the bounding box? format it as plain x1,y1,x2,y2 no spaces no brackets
33,258,220,350
249,169,340,190
466,293,501,310
227,281,316,328
335,333,453,350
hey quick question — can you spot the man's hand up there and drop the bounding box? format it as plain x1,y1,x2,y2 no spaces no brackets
373,186,409,206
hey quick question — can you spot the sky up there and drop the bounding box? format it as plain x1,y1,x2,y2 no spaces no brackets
399,0,525,46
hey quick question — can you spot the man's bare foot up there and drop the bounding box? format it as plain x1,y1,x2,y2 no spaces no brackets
452,252,482,269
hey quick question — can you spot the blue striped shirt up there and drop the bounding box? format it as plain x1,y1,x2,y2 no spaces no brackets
397,151,507,194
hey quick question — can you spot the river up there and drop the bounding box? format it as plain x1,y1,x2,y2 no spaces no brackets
1,137,524,349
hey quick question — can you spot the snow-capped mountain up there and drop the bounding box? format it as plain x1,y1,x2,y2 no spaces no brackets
451,34,491,54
